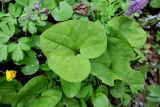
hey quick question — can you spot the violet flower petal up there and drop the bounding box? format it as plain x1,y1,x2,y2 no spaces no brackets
35,2,41,10
125,0,148,16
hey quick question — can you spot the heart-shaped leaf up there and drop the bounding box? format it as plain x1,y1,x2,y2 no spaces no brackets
40,20,107,82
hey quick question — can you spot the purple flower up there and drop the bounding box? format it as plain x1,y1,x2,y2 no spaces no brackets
125,0,148,16
156,22,160,28
35,2,41,10
42,9,50,14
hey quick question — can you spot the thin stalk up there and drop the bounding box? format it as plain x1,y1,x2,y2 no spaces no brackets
0,70,5,74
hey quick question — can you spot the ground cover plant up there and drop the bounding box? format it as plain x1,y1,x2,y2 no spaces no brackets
0,0,160,107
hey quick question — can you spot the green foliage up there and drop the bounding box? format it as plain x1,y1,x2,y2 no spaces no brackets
91,92,110,107
108,16,147,48
60,79,81,98
150,0,160,8
40,20,107,82
40,0,57,10
0,0,153,106
51,1,73,21
147,84,160,102
91,37,144,86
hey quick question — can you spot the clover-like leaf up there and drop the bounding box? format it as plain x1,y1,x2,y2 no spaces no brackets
108,16,147,48
40,20,107,82
51,1,73,21
0,44,8,62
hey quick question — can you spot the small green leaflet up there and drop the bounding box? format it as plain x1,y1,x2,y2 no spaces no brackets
91,92,110,107
0,44,8,62
60,78,81,98
8,37,31,62
51,1,73,21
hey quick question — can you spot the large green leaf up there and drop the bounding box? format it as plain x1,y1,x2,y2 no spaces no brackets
60,79,81,98
91,37,144,86
51,1,73,21
40,20,107,82
108,16,147,48
13,75,48,106
91,92,110,107
27,88,62,107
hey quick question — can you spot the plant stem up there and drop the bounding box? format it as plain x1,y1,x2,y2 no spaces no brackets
0,70,5,74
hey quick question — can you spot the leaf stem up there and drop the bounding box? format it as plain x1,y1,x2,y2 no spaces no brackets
0,70,5,74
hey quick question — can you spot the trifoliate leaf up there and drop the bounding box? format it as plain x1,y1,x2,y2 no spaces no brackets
8,3,22,18
51,1,73,21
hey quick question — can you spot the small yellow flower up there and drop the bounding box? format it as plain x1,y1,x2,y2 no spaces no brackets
6,70,17,81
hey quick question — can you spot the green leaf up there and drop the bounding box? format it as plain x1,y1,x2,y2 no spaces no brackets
0,44,8,62
8,43,17,52
40,0,57,10
150,0,160,8
147,84,160,102
13,75,48,106
110,83,124,98
12,45,24,62
0,31,11,43
28,22,37,34
27,88,62,107
76,84,93,99
28,0,40,8
60,79,81,98
8,3,22,18
121,94,131,106
65,0,75,5
0,77,22,105
20,50,39,75
40,20,107,82
18,37,31,51
15,0,28,6
108,16,147,48
91,92,110,107
91,37,144,86
62,98,81,107
51,1,73,21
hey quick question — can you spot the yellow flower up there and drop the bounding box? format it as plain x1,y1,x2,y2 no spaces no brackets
6,70,17,81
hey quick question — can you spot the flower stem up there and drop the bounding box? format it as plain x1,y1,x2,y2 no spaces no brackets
0,70,5,74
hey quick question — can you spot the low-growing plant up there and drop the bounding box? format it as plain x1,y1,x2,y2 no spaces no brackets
0,0,159,107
